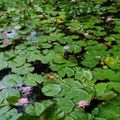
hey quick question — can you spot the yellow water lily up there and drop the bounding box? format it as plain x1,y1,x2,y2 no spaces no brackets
56,18,64,24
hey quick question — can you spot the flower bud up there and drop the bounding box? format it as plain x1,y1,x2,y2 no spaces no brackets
84,32,89,37
106,17,112,23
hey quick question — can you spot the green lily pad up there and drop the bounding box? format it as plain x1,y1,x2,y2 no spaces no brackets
42,84,62,96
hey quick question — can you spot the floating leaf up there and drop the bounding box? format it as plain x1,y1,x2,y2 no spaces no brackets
24,73,43,86
0,59,8,70
25,100,53,116
3,74,23,87
56,98,74,113
92,104,120,119
42,84,61,96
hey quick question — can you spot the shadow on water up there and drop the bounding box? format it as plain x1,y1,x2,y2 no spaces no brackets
0,68,11,80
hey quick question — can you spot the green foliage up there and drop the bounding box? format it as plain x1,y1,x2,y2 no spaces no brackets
0,0,120,119
92,104,120,119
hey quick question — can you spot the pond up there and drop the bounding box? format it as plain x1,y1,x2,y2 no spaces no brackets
0,0,120,119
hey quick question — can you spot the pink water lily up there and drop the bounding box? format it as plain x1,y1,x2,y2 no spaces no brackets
18,98,29,106
78,100,88,109
106,17,112,23
21,86,32,95
2,39,9,45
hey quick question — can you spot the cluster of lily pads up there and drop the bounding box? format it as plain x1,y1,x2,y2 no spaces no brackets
0,0,120,120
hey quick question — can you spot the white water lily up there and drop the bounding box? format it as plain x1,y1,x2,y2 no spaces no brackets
63,45,69,50
6,30,17,38
14,25,21,30
30,31,37,36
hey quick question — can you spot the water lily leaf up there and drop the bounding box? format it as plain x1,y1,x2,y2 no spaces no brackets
84,70,93,81
56,98,74,113
95,83,108,98
25,103,45,116
2,50,16,60
81,58,99,68
8,56,26,68
25,100,53,116
66,88,90,103
64,115,75,120
100,91,117,101
70,110,88,120
3,74,23,87
0,59,8,70
0,106,10,117
7,96,19,104
70,45,82,53
53,45,64,53
92,68,115,81
90,0,107,4
42,84,61,96
58,68,66,77
65,67,74,77
104,36,115,41
4,109,22,120
92,104,120,119
24,73,43,86
50,64,62,71
75,71,85,80
53,54,66,64
113,26,120,33
0,88,20,103
41,43,53,48
11,63,34,75
108,82,120,93
75,70,93,81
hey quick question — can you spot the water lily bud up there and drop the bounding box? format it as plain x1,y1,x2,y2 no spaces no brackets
18,98,29,106
84,32,89,37
63,45,69,50
2,39,9,45
106,17,112,23
48,40,52,44
78,100,88,109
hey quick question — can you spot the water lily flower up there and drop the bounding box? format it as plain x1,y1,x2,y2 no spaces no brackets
6,30,17,38
21,86,32,95
18,98,29,106
106,17,112,23
30,30,37,36
71,0,76,2
63,45,69,50
14,26,21,30
78,100,88,109
84,32,89,37
2,39,9,45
